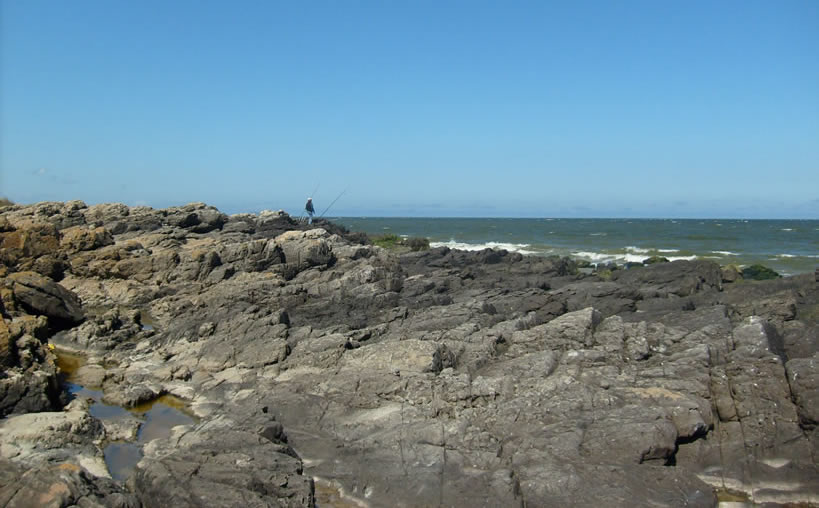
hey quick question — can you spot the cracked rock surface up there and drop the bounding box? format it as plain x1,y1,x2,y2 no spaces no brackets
1,200,817,507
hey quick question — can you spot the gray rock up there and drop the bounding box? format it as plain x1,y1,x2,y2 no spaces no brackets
0,458,139,508
4,201,817,507
6,272,84,329
134,425,313,507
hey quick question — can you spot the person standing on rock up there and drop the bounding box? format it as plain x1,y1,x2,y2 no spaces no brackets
305,197,315,225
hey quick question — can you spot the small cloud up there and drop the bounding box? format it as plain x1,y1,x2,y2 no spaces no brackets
34,167,48,176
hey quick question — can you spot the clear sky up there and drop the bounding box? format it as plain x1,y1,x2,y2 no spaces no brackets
1,1,817,218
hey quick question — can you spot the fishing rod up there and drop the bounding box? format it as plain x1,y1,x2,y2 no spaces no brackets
319,187,348,218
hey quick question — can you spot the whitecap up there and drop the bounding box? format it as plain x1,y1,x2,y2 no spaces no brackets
777,254,796,258
711,251,738,256
573,252,650,264
625,246,650,254
623,253,650,263
666,255,698,261
430,240,536,255
589,233,607,236
657,249,679,253
781,228,794,232
573,251,617,263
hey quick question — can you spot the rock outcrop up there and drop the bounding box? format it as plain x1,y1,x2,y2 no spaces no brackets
0,200,816,507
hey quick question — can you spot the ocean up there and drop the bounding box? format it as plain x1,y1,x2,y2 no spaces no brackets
332,218,819,276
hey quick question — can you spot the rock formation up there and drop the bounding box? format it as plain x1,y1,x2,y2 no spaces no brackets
0,200,816,507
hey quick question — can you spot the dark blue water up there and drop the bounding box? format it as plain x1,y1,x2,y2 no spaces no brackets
333,218,818,276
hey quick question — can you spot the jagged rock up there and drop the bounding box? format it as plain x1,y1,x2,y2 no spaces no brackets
134,425,313,507
0,222,61,268
275,229,335,271
786,355,819,428
0,402,105,469
4,272,84,329
59,225,114,253
2,201,817,507
0,458,139,508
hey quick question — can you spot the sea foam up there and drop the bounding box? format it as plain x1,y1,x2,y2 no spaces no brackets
429,240,536,255
574,251,698,264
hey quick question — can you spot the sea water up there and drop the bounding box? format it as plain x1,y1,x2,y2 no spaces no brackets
333,218,818,276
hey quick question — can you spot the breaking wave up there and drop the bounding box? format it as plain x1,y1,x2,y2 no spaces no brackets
429,240,537,255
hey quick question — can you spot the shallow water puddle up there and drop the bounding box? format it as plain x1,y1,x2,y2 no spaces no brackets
104,442,143,482
134,396,195,443
56,348,195,482
139,310,155,331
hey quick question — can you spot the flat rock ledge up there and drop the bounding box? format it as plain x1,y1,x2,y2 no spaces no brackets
1,200,817,507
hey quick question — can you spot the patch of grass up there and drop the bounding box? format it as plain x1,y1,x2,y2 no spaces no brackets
596,269,613,281
741,264,780,280
372,233,402,249
371,234,430,251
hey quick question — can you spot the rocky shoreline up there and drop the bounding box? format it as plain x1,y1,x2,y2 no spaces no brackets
1,200,817,507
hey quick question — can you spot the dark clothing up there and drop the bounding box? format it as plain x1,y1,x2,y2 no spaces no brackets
305,199,315,224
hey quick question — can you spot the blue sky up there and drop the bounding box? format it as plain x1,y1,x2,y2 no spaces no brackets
1,1,817,218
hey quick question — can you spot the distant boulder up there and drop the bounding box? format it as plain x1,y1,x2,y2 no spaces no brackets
721,264,741,283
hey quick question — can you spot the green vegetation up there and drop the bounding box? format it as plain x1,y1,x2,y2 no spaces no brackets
643,256,669,265
741,264,780,280
596,269,613,280
371,233,430,252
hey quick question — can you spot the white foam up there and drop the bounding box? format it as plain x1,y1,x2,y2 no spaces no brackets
430,240,536,255
781,228,794,232
574,250,699,264
625,246,649,254
623,253,650,263
573,251,617,263
657,249,679,253
666,255,698,261
711,251,738,256
589,232,607,236
777,254,796,258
